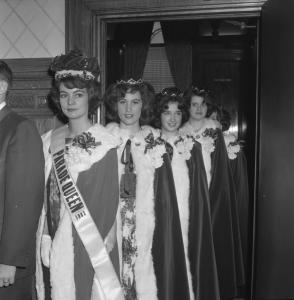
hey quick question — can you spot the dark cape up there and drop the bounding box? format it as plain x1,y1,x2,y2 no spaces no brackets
187,141,221,300
47,149,120,300
229,150,249,273
210,129,245,299
152,152,190,300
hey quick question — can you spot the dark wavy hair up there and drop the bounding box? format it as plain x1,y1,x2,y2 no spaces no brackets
183,86,215,117
207,104,232,131
48,76,101,122
0,61,13,88
153,87,188,129
103,80,155,125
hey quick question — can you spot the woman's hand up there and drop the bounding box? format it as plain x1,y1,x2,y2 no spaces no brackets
41,234,52,267
0,264,16,287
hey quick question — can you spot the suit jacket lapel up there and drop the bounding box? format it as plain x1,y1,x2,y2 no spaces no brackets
0,106,11,124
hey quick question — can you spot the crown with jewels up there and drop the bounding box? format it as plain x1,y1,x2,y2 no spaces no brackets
191,86,208,94
50,49,100,81
160,87,183,97
116,78,144,85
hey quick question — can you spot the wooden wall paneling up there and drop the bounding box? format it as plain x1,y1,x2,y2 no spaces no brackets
65,0,94,55
4,58,57,135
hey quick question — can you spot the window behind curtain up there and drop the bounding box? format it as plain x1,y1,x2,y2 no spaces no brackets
143,45,174,93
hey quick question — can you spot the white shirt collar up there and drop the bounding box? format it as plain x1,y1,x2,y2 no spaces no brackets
0,101,6,111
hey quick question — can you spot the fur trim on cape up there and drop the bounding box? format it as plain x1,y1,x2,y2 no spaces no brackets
180,118,218,187
166,136,194,299
107,123,158,300
36,124,120,300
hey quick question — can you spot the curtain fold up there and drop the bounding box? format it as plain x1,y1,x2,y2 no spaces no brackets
161,21,194,91
115,22,153,80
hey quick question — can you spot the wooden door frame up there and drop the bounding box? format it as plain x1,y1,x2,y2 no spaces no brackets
89,3,265,93
66,1,265,299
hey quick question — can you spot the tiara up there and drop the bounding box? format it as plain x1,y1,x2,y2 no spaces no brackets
161,91,183,97
191,86,207,94
116,78,143,85
160,87,183,97
55,70,95,80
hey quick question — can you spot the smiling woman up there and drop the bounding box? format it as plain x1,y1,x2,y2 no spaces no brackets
104,79,190,300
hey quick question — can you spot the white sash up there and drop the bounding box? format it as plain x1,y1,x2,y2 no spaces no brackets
50,126,124,300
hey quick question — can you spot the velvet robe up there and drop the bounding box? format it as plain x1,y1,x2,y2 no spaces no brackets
152,152,190,300
210,130,245,299
187,141,221,300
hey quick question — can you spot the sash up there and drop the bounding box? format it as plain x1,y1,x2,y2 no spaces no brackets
50,126,124,300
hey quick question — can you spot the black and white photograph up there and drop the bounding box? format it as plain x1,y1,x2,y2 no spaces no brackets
0,0,293,299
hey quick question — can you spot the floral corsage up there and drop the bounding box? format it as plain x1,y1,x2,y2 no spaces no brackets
72,132,101,154
192,128,218,154
174,135,194,160
65,131,102,170
141,132,166,168
224,133,242,160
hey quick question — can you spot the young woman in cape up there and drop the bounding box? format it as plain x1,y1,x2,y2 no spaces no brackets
36,50,124,300
104,79,189,300
209,105,249,284
152,87,220,300
180,87,245,300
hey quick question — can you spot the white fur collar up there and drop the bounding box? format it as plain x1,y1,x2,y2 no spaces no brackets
167,140,195,299
107,123,166,169
36,123,120,300
109,122,158,299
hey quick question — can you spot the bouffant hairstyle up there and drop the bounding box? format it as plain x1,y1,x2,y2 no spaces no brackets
0,61,13,87
103,79,155,125
208,104,232,132
183,86,215,116
153,87,188,129
48,49,101,121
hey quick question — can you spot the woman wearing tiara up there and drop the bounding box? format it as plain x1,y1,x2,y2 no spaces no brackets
104,79,189,300
180,86,245,300
36,50,124,300
209,104,249,282
153,87,220,300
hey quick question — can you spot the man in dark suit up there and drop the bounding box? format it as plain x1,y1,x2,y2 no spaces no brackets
0,61,44,299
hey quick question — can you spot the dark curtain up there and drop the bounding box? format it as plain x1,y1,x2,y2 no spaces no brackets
114,22,153,80
107,41,124,86
161,21,195,91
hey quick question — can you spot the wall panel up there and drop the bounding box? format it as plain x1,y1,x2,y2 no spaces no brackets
4,58,58,135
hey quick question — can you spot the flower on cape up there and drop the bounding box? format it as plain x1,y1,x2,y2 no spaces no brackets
191,128,218,154
174,135,194,160
224,134,242,160
142,132,166,168
72,132,101,154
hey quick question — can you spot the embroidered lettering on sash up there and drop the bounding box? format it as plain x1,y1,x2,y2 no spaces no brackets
50,126,124,300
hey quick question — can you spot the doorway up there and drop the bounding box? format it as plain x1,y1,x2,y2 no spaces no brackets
105,17,258,299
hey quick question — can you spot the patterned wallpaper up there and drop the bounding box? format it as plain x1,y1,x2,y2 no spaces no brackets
0,0,65,58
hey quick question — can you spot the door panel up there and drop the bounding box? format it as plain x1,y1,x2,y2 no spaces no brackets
254,1,294,299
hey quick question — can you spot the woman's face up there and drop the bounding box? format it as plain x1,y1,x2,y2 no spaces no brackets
59,82,89,120
161,101,182,135
189,95,207,121
117,90,143,128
